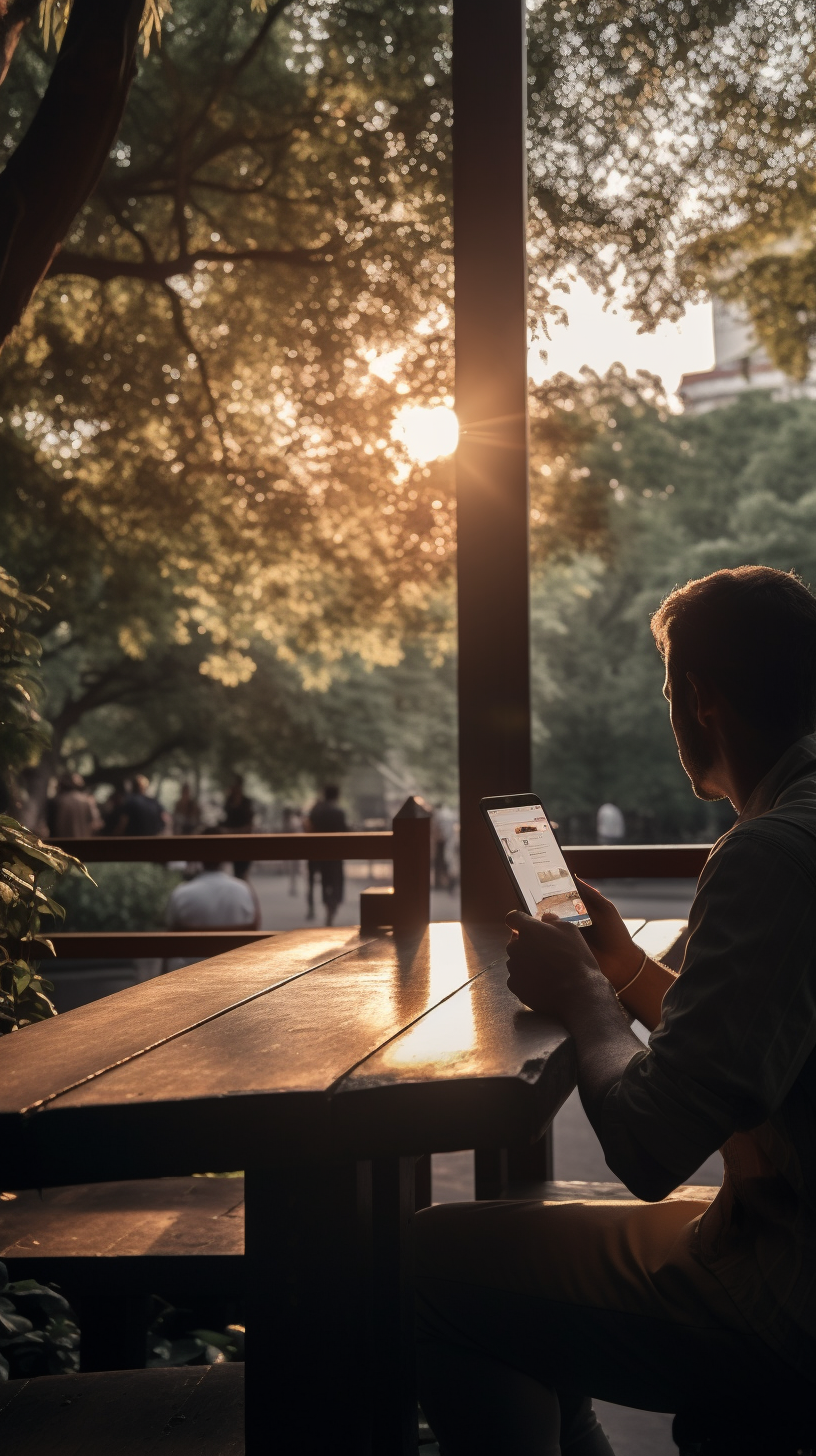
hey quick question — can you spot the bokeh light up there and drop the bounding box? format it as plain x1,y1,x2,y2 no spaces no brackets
391,404,459,463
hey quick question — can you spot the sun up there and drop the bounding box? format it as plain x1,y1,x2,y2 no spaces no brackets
391,405,459,464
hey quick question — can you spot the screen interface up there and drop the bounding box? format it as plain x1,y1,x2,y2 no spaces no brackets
487,803,591,926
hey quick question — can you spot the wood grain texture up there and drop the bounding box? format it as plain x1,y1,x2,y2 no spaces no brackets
8,927,504,1182
333,958,575,1156
0,1365,243,1455
0,1177,244,1257
0,927,363,1115
50,931,274,960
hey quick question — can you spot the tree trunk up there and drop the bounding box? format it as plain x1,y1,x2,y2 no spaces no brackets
0,0,144,349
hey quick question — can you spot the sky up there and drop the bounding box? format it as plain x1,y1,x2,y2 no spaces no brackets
528,276,715,407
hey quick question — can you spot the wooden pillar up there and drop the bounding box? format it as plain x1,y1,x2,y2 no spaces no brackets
244,1162,372,1455
392,796,431,931
454,0,532,923
370,1156,420,1456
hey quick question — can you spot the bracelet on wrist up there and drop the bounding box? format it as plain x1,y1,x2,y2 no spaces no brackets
615,951,648,1000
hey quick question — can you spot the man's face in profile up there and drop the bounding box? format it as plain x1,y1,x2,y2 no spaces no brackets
663,655,724,802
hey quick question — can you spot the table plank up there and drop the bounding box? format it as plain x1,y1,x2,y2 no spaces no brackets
0,1177,244,1259
2,925,507,1184
0,1366,244,1455
0,927,362,1117
332,958,575,1157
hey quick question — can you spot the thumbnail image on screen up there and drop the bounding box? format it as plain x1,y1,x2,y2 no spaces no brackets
487,803,590,926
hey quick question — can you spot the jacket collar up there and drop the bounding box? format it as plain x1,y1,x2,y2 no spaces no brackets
738,733,816,823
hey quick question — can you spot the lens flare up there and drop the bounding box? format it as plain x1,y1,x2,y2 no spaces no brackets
391,405,459,463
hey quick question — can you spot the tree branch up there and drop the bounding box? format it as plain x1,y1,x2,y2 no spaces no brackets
45,244,334,283
160,279,228,459
0,0,145,349
0,0,37,87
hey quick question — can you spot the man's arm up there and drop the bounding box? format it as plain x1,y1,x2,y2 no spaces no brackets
506,914,659,1170
509,826,816,1200
574,878,677,1032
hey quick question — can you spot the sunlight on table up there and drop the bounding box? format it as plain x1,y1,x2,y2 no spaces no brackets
384,922,477,1068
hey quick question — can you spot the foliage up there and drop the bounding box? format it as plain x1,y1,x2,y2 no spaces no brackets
524,0,816,376
56,861,179,932
147,1296,244,1368
38,0,168,55
530,375,816,838
0,814,91,1032
0,565,50,790
0,0,456,677
0,1262,80,1380
0,427,455,803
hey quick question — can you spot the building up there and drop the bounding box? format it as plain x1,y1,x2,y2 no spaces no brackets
678,297,816,414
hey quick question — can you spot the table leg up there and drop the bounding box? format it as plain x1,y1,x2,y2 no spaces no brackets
371,1155,419,1456
244,1162,373,1456
78,1293,151,1370
475,1129,553,1199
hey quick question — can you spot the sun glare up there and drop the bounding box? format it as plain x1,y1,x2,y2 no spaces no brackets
392,405,459,463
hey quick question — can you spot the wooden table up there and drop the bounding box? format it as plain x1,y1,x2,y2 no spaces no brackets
0,922,578,1455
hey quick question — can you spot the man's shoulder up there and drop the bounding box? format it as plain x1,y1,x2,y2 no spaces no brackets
708,804,816,880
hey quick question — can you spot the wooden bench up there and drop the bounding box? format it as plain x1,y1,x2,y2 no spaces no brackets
0,1365,243,1455
0,1177,245,1371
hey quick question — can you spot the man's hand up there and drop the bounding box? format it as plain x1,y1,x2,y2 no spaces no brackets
575,879,646,993
506,909,646,1159
506,909,612,1028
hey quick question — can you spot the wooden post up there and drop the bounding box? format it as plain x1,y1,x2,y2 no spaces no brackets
370,1156,419,1456
392,797,431,931
454,0,532,923
244,1162,372,1455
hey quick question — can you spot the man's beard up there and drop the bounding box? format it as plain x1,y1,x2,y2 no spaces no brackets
673,712,726,802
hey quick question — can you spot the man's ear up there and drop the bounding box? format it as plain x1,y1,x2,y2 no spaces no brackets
686,672,716,727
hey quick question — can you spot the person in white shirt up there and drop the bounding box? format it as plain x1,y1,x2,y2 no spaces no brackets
167,863,260,930
596,801,625,844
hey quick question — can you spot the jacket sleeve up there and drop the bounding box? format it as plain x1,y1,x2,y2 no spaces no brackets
598,823,816,1200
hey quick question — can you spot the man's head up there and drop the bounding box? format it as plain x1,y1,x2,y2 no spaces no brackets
651,566,816,800
133,774,150,795
324,784,340,802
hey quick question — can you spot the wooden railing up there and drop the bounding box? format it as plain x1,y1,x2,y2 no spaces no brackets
45,827,708,961
562,844,711,879
48,798,433,959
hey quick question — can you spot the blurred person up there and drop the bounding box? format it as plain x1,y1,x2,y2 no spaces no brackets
432,803,456,890
113,775,169,836
48,772,103,838
166,860,260,931
306,784,347,926
221,773,254,880
99,785,125,836
282,805,304,896
173,782,201,835
596,801,625,845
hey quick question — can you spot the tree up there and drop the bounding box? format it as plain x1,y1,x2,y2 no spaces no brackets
1,0,456,676
528,373,816,839
0,0,157,347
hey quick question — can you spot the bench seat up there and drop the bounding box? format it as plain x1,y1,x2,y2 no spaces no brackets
0,1364,244,1455
0,1176,245,1294
0,1177,245,1371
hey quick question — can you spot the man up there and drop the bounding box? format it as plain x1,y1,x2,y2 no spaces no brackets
167,861,259,931
48,772,102,838
221,772,254,880
416,566,816,1455
306,784,347,926
113,774,169,836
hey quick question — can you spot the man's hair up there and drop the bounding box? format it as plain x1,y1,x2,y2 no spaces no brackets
651,566,816,738
324,784,340,801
